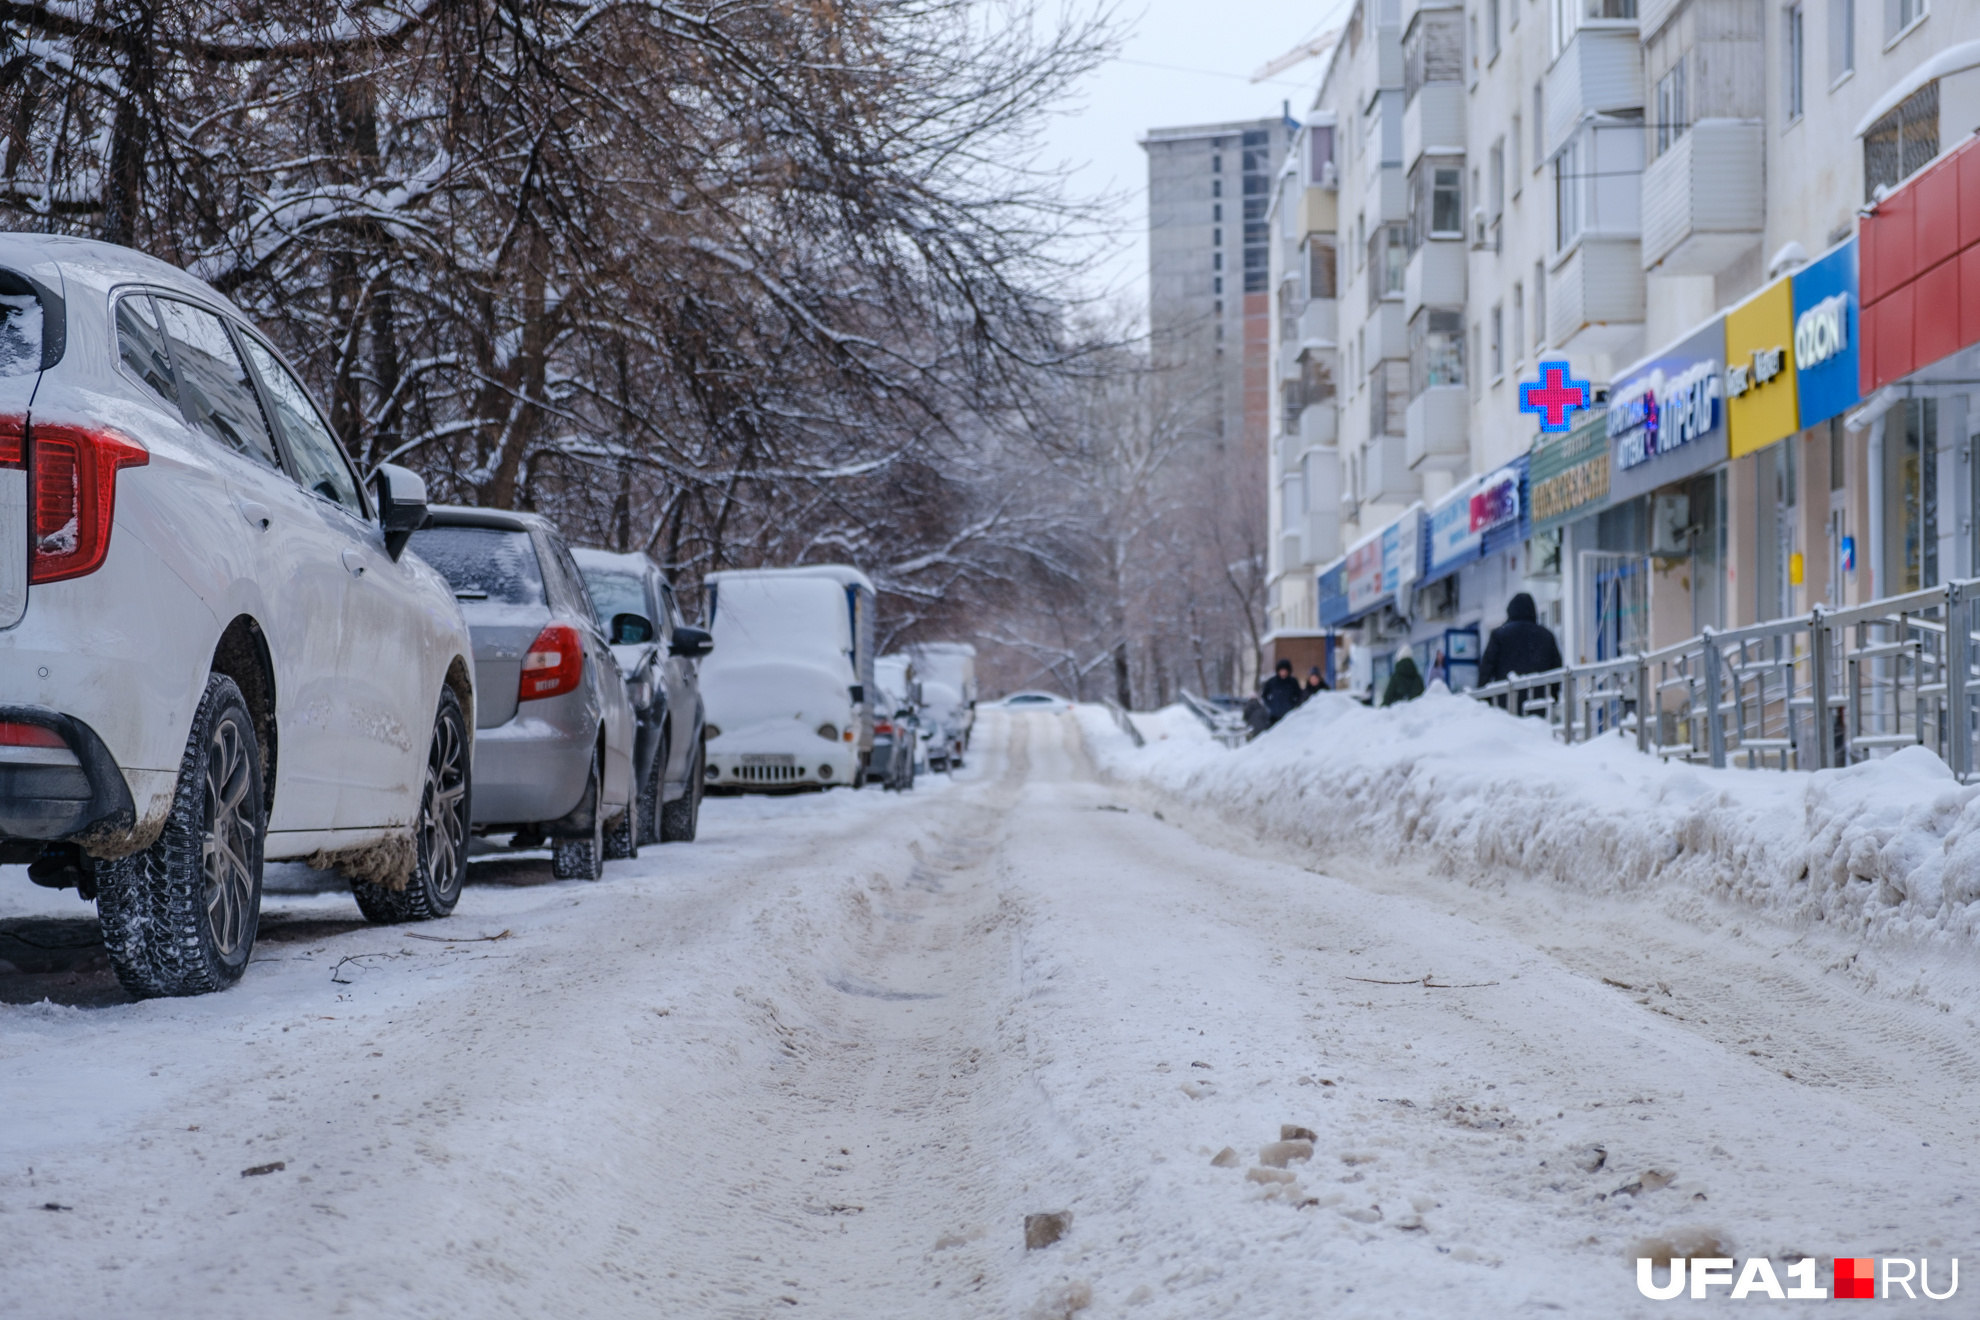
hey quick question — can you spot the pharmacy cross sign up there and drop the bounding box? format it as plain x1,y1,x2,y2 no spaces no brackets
1519,359,1592,432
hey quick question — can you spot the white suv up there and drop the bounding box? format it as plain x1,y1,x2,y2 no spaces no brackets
0,235,476,997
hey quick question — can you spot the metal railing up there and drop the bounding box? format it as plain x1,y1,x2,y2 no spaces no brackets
1469,579,1980,777
1179,689,1251,748
1101,697,1145,748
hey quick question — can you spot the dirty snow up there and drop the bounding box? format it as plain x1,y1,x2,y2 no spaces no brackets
1,708,1974,1317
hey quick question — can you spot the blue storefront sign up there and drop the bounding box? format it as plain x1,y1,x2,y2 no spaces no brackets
1607,317,1728,504
1790,238,1861,431
1318,558,1349,626
1425,457,1528,583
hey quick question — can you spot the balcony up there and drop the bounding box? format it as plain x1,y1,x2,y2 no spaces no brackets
1639,120,1765,274
1298,298,1338,348
1548,237,1646,358
1302,509,1343,567
1403,83,1465,169
1302,446,1341,510
1544,27,1643,159
1298,186,1338,240
1404,386,1468,470
1363,433,1420,503
1404,241,1466,316
1299,400,1338,448
1277,432,1304,476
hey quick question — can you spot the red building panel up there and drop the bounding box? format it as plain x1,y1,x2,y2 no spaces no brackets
1915,159,1961,272
1964,245,1980,350
1913,258,1963,369
1962,140,1980,251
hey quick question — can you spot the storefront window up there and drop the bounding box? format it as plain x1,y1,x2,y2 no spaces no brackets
1897,398,1938,591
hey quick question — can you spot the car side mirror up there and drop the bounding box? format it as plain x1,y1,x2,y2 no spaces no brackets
611,612,654,645
374,463,429,561
668,625,713,658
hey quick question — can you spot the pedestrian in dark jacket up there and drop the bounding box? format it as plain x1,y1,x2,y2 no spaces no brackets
1478,592,1563,686
1301,666,1328,702
1380,655,1426,706
1260,659,1303,725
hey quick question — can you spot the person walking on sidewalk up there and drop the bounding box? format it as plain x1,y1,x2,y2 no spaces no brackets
1479,592,1563,714
1260,659,1304,726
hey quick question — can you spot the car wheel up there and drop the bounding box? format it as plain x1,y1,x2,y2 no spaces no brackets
659,737,703,843
553,758,605,881
96,675,264,997
635,732,665,848
352,687,472,923
602,774,637,862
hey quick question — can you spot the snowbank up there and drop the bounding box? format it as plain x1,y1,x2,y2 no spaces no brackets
1082,690,1980,949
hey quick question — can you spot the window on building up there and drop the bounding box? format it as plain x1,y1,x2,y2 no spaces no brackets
1785,4,1806,121
1829,0,1854,81
1555,138,1582,247
1470,14,1481,84
1213,252,1223,270
1282,380,1303,435
1489,0,1502,58
1309,237,1338,298
1245,244,1270,293
1586,0,1637,15
1368,223,1407,307
1553,118,1643,249
1491,304,1505,379
1490,140,1506,221
1511,113,1523,193
1213,203,1222,222
1355,213,1367,270
1885,0,1925,42
1214,227,1223,247
1212,154,1222,173
1512,283,1526,365
1409,158,1465,249
1404,9,1464,101
1409,308,1467,394
1310,125,1336,186
1534,260,1547,348
1863,79,1938,200
1656,56,1687,155
1533,82,1546,166
1212,179,1222,197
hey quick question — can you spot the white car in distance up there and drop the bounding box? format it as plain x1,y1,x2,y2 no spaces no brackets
0,236,475,997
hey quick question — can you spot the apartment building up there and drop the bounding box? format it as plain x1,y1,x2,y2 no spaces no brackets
1143,117,1294,467
1267,0,1980,699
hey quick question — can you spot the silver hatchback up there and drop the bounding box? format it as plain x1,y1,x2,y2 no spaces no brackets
408,509,635,880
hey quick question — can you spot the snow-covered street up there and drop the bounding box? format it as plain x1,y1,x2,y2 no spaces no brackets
3,708,1976,1317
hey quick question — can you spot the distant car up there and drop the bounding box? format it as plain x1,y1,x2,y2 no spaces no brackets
0,234,474,996
867,685,917,791
572,547,713,845
1001,691,1070,711
912,642,976,765
409,510,635,881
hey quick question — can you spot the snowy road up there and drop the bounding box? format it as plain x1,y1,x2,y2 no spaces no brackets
2,710,1974,1317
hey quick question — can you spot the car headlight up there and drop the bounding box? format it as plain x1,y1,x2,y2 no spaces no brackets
817,723,839,742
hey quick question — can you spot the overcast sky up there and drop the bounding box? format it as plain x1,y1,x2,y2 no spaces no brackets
1038,0,1354,323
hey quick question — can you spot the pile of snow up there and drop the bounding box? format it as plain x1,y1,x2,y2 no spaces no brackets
1081,689,1980,949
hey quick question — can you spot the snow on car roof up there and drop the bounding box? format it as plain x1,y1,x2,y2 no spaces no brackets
704,575,851,664
707,563,875,595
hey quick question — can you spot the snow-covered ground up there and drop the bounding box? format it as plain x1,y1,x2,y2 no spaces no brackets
2,707,1974,1316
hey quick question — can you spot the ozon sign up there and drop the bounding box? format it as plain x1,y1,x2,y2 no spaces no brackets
1636,1256,1959,1300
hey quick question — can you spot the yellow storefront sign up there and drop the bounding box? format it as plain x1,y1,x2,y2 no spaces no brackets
1725,277,1799,458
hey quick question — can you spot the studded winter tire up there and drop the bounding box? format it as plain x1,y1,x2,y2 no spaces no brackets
659,737,703,843
352,686,472,923
96,675,264,997
553,757,606,881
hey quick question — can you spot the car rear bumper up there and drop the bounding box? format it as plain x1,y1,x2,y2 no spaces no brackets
0,705,137,846
471,709,594,828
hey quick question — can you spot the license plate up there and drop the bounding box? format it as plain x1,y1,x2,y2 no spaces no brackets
739,753,795,767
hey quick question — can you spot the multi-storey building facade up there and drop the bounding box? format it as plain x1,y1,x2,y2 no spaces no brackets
1144,117,1294,465
1267,0,1980,700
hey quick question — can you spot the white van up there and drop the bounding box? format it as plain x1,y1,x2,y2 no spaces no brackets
700,565,876,790
910,643,977,771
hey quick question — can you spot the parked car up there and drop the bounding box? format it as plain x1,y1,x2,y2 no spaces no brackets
871,654,920,790
408,510,635,880
912,643,977,770
572,547,713,845
700,565,876,791
1001,690,1071,711
0,235,474,996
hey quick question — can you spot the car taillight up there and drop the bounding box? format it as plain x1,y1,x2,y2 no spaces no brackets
519,622,584,701
0,720,64,748
4,421,149,584
874,719,893,735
